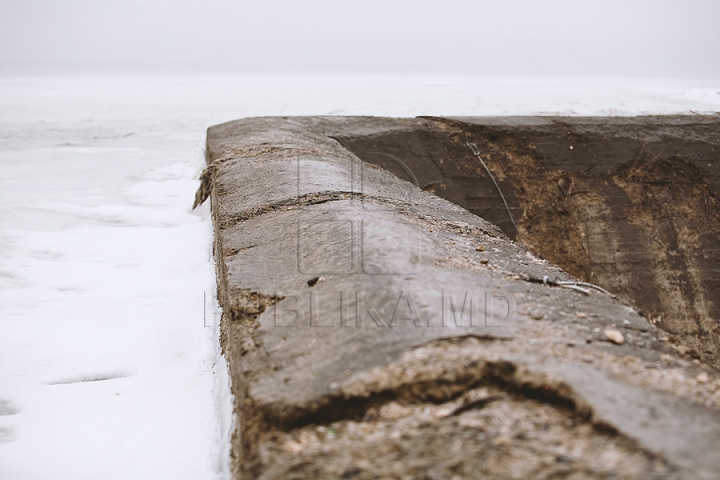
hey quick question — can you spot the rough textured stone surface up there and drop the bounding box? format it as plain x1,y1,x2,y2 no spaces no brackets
202,116,720,480
336,115,720,368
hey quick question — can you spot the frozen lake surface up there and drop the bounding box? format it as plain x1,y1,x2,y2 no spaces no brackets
0,71,719,479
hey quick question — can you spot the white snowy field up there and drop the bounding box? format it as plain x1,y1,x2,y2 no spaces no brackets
0,71,719,480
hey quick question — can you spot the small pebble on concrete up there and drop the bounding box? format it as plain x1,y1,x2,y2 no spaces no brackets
604,328,625,345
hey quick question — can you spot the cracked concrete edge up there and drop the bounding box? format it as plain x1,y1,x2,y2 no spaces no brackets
204,116,720,479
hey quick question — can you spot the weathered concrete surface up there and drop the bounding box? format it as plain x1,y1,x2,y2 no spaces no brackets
336,115,720,368
202,116,720,479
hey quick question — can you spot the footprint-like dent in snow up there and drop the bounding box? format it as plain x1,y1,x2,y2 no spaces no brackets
115,263,140,269
29,250,64,261
56,286,85,293
47,372,135,385
0,427,16,443
0,399,20,416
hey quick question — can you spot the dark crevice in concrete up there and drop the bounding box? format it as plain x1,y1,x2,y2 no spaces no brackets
217,191,419,227
245,355,654,475
218,191,362,226
243,345,677,479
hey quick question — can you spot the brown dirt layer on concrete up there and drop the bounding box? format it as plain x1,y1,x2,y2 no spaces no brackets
335,115,720,368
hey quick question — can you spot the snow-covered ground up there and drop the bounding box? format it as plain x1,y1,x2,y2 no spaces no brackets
0,71,718,479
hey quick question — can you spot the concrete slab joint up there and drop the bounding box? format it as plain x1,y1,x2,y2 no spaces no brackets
200,116,720,479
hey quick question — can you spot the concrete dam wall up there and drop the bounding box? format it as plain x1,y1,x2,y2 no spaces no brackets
199,116,720,479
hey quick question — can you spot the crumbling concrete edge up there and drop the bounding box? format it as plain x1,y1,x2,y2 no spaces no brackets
203,116,720,480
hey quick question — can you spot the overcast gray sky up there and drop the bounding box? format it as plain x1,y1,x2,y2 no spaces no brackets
1,0,719,76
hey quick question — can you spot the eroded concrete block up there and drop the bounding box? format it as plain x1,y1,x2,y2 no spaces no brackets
203,116,720,479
